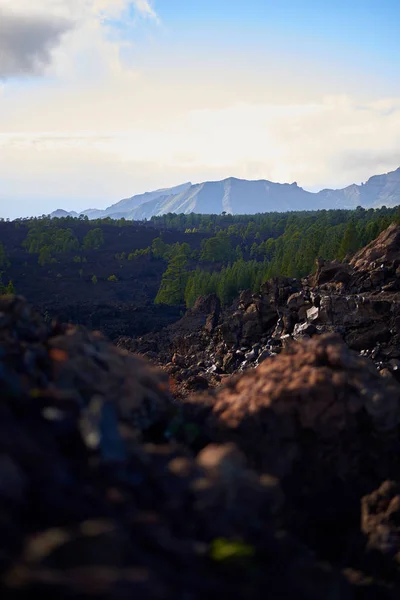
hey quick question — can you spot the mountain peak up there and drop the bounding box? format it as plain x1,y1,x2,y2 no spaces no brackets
51,167,400,220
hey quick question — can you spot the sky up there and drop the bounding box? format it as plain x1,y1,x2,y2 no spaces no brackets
0,0,399,218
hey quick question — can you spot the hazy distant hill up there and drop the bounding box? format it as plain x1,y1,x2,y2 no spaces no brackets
318,167,400,209
74,182,192,220
52,167,400,220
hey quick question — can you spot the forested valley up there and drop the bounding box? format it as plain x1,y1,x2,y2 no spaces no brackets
1,205,400,317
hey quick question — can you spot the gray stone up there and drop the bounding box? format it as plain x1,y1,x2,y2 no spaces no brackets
306,306,320,322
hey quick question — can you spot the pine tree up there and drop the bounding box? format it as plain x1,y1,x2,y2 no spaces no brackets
83,228,104,250
155,253,188,305
338,220,359,260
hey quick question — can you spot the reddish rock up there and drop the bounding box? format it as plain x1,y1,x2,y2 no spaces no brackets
185,335,400,478
361,481,400,557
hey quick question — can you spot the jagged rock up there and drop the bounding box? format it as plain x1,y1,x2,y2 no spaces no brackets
3,294,400,596
298,302,313,320
346,323,392,351
293,322,317,339
350,224,400,273
192,293,221,318
312,260,352,286
261,277,300,307
1,295,361,599
272,317,284,339
238,289,254,311
241,314,262,343
306,306,320,322
287,291,308,311
257,348,271,364
0,296,171,433
172,353,185,366
283,312,298,334
222,351,238,374
361,481,400,557
186,375,209,391
184,335,400,479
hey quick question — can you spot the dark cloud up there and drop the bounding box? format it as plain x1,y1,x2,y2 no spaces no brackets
0,10,73,78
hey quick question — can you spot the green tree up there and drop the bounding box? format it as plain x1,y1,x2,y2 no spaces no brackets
92,275,98,284
155,253,188,305
83,228,104,250
200,234,233,262
0,275,15,295
5,280,15,294
38,246,52,266
151,237,168,259
338,220,359,259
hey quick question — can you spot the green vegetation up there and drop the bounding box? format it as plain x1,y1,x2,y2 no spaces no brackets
200,231,234,262
128,248,151,260
210,538,255,562
154,205,400,306
91,275,98,285
2,204,399,306
23,223,79,256
0,275,15,295
82,228,104,250
155,249,189,305
38,246,53,266
185,259,270,307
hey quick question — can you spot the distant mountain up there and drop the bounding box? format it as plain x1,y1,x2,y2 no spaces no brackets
318,167,400,208
74,182,192,220
51,167,400,220
51,209,79,218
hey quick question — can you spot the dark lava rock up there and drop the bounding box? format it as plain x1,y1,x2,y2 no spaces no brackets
0,295,359,599
361,481,400,557
184,334,400,479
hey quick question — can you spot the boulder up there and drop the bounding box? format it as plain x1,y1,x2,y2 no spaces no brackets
293,322,317,339
306,306,320,322
287,291,309,311
184,335,400,479
361,480,400,557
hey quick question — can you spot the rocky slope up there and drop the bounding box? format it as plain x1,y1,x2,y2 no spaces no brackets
54,167,400,219
123,223,400,399
0,294,400,597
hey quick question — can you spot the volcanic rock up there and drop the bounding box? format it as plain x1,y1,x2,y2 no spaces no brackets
361,480,400,557
184,334,400,479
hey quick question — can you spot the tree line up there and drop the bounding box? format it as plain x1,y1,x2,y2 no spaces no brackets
154,205,400,307
1,205,399,303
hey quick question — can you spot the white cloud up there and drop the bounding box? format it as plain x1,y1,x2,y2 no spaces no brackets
0,95,399,218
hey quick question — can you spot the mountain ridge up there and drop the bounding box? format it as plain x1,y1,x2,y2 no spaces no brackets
52,166,400,220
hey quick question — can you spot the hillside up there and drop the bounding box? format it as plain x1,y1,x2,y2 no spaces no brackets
53,167,400,220
0,218,210,338
1,205,399,342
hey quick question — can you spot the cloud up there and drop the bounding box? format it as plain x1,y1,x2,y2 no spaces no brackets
130,0,158,20
0,94,399,218
0,1,159,78
0,9,72,77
